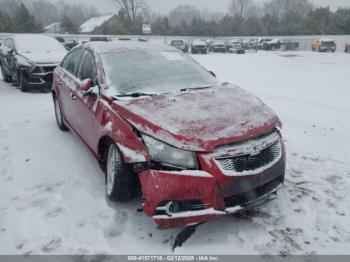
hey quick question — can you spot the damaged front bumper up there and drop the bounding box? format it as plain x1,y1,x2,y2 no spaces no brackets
139,130,286,229
140,163,284,229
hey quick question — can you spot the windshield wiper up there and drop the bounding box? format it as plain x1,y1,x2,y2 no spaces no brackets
180,86,214,92
113,92,157,99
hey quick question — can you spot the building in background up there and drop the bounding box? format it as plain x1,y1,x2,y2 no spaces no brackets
44,22,61,34
80,14,116,34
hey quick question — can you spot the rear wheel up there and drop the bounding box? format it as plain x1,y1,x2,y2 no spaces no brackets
105,144,138,202
53,95,69,131
1,65,12,83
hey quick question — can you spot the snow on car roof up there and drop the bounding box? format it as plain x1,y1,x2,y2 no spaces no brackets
84,40,177,53
13,34,67,53
319,38,335,42
80,14,115,33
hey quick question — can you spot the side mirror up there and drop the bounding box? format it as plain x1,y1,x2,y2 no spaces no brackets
208,71,216,78
8,48,14,54
81,79,98,96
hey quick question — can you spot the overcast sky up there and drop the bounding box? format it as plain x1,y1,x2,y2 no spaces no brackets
42,0,350,14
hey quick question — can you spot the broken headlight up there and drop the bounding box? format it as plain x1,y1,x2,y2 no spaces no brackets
16,55,35,72
142,134,198,170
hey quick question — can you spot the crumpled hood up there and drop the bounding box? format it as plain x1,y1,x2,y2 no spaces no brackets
112,84,281,152
18,51,67,65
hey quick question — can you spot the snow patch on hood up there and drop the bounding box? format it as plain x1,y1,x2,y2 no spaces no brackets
19,51,67,65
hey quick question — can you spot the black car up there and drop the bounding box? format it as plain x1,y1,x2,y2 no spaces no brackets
170,40,188,53
263,39,299,51
0,34,67,92
191,40,208,54
55,36,78,51
90,36,111,42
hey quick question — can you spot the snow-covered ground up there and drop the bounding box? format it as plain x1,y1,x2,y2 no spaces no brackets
0,51,349,255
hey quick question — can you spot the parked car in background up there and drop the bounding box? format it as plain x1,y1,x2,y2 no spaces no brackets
257,38,273,50
55,36,78,50
90,36,111,42
312,38,336,52
0,34,67,92
191,40,208,54
283,40,299,51
345,42,350,53
52,41,286,229
242,38,258,50
170,39,188,53
210,40,226,53
226,40,245,54
263,38,299,51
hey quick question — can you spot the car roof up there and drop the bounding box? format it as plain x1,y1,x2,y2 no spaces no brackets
84,40,177,54
318,38,334,42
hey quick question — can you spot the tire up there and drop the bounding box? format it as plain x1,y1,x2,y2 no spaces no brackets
53,95,69,131
1,65,12,83
105,144,138,202
19,71,30,92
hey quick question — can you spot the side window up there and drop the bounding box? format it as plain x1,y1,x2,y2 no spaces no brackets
78,51,97,81
62,48,84,76
5,38,15,49
61,53,72,70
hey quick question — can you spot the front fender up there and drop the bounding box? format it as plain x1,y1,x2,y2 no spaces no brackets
97,99,150,163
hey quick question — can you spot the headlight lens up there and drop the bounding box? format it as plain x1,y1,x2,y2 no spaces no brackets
142,134,198,170
16,55,35,72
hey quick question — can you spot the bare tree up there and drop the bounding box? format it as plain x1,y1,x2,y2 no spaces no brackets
229,0,254,18
110,0,146,25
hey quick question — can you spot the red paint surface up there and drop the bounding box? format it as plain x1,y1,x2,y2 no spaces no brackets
53,43,286,229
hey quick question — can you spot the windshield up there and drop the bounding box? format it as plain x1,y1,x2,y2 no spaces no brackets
16,35,67,53
101,51,218,96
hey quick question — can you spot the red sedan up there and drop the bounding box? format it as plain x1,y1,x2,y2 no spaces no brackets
52,41,286,229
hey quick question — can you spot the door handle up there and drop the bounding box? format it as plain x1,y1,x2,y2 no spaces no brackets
70,91,76,100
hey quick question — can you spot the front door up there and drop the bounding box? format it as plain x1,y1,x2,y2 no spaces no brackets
57,48,84,130
71,50,99,151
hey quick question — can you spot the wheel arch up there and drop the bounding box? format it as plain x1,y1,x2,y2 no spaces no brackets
97,135,115,172
97,130,150,172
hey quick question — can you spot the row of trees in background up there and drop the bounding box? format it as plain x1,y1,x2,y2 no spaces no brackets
1,0,350,36
150,0,350,36
0,0,99,34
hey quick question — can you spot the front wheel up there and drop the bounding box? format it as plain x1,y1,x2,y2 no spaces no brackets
53,95,69,131
105,144,138,201
1,65,12,83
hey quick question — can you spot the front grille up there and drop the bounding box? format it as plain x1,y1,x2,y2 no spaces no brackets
42,66,56,73
224,175,284,207
216,141,281,173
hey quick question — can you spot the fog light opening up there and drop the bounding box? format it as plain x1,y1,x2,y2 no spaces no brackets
165,201,181,216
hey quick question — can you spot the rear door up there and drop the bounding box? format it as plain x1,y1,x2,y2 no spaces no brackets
71,50,99,150
56,48,84,130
